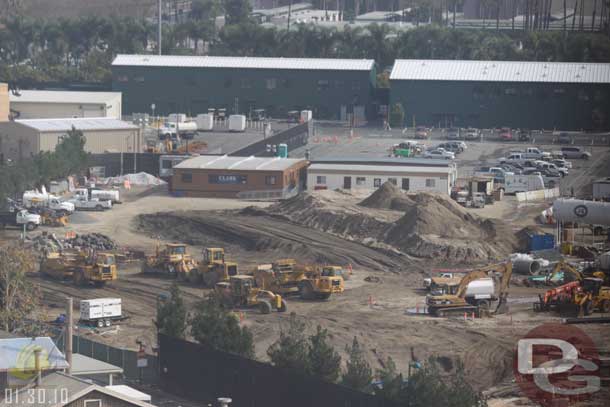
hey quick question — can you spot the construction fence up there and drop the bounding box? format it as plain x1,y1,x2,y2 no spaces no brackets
159,334,399,407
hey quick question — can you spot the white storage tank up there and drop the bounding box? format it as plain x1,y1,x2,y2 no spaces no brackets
168,113,187,123
229,115,246,132
300,110,313,122
464,278,495,298
196,113,214,131
552,198,610,226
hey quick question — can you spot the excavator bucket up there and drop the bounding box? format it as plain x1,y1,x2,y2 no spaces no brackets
495,297,509,314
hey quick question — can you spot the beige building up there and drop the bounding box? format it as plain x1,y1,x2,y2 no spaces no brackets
0,83,8,121
0,117,140,161
9,90,122,119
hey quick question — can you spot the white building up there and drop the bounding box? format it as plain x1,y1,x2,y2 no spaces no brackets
9,90,122,119
307,157,457,195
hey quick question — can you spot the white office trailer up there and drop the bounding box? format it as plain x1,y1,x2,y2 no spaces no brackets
9,90,122,119
307,158,458,195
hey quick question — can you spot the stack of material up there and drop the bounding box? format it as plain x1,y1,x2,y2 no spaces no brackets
30,233,64,255
66,233,118,251
101,172,166,186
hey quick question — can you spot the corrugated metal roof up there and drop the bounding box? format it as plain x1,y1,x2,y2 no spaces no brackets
0,337,69,372
390,59,610,83
71,353,124,376
10,90,121,104
309,163,453,174
16,118,138,132
174,155,307,171
112,54,374,71
312,156,453,167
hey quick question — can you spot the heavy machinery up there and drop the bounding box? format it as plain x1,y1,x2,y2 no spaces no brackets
189,248,238,286
215,275,287,314
253,259,344,300
37,208,69,227
40,250,118,287
426,262,513,317
534,276,610,317
142,243,198,279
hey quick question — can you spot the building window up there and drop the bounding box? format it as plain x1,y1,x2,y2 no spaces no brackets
317,80,330,91
181,173,193,183
504,88,517,95
388,178,397,185
116,75,128,83
374,178,382,188
241,79,252,89
162,160,173,169
266,78,277,90
402,178,410,191
351,80,361,90
356,177,366,186
426,179,436,188
553,88,565,95
316,176,326,184
265,175,277,185
224,77,233,88
84,400,102,407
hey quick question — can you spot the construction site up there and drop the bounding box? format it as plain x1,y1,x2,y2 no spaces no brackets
1,124,609,406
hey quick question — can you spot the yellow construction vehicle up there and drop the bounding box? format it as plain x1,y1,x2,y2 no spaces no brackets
142,243,198,279
189,247,238,286
40,250,117,287
426,262,513,317
215,275,287,314
253,259,344,300
534,276,610,316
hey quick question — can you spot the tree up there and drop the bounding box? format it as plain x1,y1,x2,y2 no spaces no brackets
375,357,405,402
55,127,89,175
0,245,41,333
307,325,341,382
389,103,405,128
190,295,254,358
224,0,251,25
267,313,309,373
155,282,188,339
341,337,372,392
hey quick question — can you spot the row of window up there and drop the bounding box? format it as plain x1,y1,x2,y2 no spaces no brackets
471,87,606,101
315,176,436,189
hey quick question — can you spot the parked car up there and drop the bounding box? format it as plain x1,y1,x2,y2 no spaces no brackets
446,127,461,140
424,149,455,160
68,196,112,211
561,146,591,159
437,142,464,154
534,161,568,177
551,159,572,169
558,132,571,144
499,127,513,141
414,126,429,139
518,129,531,142
463,128,480,141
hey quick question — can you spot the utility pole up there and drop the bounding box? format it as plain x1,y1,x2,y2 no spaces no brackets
158,0,162,55
287,0,292,31
66,297,73,374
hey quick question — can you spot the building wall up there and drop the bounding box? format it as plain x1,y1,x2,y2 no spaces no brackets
0,83,9,122
307,169,451,194
112,66,375,120
0,122,38,161
39,129,141,154
68,390,140,407
172,163,307,198
390,80,610,130
11,100,121,119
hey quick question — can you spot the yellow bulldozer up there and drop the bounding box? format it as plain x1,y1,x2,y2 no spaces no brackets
189,247,238,286
253,259,344,300
142,243,198,279
215,275,287,314
40,250,118,287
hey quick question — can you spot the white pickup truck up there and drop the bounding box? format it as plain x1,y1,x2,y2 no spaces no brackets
68,196,112,211
0,209,42,230
22,191,75,215
500,148,550,164
75,188,121,204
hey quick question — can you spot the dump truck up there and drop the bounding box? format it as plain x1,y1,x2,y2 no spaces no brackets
142,243,198,278
189,247,238,286
253,259,344,300
40,251,118,287
0,210,41,231
426,262,513,317
215,275,287,314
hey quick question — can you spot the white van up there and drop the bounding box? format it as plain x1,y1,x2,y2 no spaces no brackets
502,174,545,194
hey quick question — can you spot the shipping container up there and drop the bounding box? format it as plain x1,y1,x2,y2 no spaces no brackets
80,298,122,327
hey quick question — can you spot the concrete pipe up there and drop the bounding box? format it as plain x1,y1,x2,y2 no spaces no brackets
513,259,542,275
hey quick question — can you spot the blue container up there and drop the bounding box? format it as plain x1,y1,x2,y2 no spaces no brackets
529,233,555,251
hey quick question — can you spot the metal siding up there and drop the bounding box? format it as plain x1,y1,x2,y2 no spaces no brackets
0,122,38,160
113,65,374,118
39,129,138,154
12,102,107,119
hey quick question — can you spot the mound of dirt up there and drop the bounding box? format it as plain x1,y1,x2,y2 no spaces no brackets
260,187,520,263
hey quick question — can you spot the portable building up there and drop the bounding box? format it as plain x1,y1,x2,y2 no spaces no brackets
9,90,122,119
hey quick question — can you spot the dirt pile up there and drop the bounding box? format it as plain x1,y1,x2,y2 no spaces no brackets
261,187,519,262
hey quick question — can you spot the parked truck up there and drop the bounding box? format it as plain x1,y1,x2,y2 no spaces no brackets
159,121,198,140
75,188,121,204
22,191,75,215
80,298,122,328
67,195,112,211
0,209,41,230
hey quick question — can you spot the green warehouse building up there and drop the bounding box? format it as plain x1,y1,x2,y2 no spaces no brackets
112,55,376,120
389,59,610,130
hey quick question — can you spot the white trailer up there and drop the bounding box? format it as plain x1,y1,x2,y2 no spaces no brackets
502,174,545,194
195,114,214,131
228,115,246,132
80,298,122,328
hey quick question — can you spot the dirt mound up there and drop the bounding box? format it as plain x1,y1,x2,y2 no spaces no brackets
261,189,519,263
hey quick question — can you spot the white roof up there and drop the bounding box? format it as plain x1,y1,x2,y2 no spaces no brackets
112,54,374,71
106,385,151,402
71,353,124,376
10,90,120,104
308,163,453,175
390,59,610,83
174,155,306,171
16,117,138,132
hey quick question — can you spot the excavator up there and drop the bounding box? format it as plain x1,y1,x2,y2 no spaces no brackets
533,261,610,317
425,262,513,317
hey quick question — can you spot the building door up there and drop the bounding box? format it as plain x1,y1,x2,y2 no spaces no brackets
343,176,352,189
402,178,410,191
